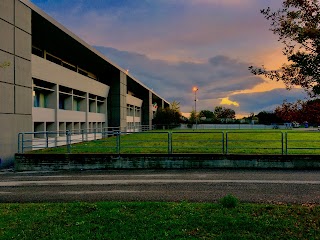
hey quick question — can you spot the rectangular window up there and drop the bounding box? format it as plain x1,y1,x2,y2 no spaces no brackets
33,90,47,108
62,61,77,72
46,54,62,65
89,99,96,112
73,98,81,111
32,46,43,58
59,96,66,109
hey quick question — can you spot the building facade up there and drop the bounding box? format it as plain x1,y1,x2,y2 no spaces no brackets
0,0,169,168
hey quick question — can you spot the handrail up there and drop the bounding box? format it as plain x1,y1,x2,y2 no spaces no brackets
17,130,320,155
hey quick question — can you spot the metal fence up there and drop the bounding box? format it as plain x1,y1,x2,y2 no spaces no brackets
18,130,320,155
177,124,292,130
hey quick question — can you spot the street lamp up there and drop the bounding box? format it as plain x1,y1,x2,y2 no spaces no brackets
193,87,198,129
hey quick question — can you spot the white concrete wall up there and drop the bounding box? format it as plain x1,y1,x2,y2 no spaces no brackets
0,0,32,167
88,112,106,122
58,110,86,122
32,55,109,97
126,116,141,122
127,94,143,107
33,108,55,122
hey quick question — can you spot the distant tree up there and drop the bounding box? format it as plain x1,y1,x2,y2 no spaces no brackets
302,99,320,124
256,111,283,124
199,110,214,119
171,101,180,112
249,0,320,95
214,106,236,120
153,101,182,127
275,100,304,122
189,110,197,124
275,99,320,124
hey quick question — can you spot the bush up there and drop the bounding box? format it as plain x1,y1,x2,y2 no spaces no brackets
219,194,239,208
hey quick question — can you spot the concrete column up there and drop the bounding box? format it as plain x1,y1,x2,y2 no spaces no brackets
50,84,58,141
103,97,108,130
142,91,152,130
0,0,32,168
133,106,136,131
108,71,127,131
85,92,89,140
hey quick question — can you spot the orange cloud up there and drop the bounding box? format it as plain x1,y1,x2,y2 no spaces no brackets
220,97,240,107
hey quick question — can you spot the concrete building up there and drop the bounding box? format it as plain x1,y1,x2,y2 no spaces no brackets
0,0,169,168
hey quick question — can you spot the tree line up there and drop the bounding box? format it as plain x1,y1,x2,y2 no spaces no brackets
153,98,320,128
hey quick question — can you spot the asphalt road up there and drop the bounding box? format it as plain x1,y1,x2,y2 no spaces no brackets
1,169,320,204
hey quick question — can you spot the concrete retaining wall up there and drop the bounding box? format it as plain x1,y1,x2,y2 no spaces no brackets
15,153,320,171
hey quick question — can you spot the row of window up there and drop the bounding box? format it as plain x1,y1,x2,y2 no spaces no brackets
127,104,141,117
33,121,105,137
33,79,105,113
127,122,141,131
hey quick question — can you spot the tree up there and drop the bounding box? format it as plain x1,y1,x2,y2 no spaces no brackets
249,0,320,95
256,111,283,124
303,99,320,124
199,110,214,119
152,101,182,128
214,106,236,120
275,100,304,122
274,99,320,124
189,110,197,124
171,101,180,112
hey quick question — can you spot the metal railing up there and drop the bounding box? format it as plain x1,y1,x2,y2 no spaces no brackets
171,132,224,153
18,130,320,155
286,131,320,155
226,131,284,154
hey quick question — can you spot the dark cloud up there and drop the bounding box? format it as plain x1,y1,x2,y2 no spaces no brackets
229,88,308,114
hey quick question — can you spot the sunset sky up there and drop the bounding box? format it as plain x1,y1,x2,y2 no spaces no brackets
30,0,308,118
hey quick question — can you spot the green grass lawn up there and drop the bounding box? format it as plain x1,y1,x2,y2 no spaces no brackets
26,129,320,155
1,201,319,239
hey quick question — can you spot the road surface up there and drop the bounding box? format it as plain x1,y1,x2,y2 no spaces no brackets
1,169,320,203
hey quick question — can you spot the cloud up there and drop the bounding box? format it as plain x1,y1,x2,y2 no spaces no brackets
95,46,274,111
220,97,240,107
229,88,308,115
95,46,309,117
31,0,281,63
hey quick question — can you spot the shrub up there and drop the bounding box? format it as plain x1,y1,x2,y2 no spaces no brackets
219,194,239,208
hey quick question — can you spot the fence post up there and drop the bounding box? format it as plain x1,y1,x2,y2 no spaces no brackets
18,133,21,154
222,132,225,154
281,132,284,155
81,129,84,142
285,132,288,155
46,132,49,148
168,132,172,154
116,131,120,154
66,130,71,153
225,132,228,155
21,133,24,154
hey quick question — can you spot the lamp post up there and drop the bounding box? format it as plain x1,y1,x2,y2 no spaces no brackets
193,87,198,129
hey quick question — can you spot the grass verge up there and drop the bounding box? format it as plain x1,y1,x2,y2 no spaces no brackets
1,201,319,239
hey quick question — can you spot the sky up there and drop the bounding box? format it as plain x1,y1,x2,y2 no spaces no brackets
30,0,308,118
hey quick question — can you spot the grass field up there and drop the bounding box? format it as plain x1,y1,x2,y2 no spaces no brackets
1,201,319,239
26,129,320,155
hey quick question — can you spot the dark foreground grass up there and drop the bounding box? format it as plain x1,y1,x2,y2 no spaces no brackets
1,201,320,239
